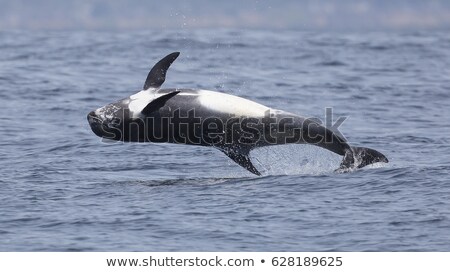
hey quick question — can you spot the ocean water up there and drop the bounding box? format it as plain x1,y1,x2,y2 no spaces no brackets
1,29,450,251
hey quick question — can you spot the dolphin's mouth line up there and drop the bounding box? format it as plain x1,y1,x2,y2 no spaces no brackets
88,115,102,124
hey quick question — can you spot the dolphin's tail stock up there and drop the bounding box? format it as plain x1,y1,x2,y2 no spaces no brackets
337,146,388,172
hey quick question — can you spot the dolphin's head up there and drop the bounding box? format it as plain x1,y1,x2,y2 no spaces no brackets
87,52,180,142
87,98,130,141
87,88,181,142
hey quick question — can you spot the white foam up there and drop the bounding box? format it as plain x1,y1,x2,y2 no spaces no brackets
250,144,341,176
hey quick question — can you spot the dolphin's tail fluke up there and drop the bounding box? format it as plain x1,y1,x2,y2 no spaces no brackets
337,146,388,172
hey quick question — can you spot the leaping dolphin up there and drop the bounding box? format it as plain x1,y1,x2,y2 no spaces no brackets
87,52,388,175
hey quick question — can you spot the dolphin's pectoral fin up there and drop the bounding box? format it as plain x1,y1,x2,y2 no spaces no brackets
143,52,180,90
221,148,261,176
142,91,180,115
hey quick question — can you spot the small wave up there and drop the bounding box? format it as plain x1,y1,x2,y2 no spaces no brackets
39,221,65,228
7,217,41,223
275,82,293,87
316,60,347,67
385,135,436,144
45,144,77,152
359,43,391,51
153,37,212,49
350,94,369,100
8,53,36,60
128,176,259,187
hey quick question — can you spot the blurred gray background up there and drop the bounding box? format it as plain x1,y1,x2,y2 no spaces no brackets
1,0,450,31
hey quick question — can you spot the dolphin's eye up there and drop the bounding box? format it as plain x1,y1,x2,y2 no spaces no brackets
109,117,121,126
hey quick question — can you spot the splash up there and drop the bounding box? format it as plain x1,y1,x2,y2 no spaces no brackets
250,144,341,176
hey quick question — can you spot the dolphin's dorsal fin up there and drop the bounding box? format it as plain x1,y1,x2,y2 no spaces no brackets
142,91,180,115
143,52,180,90
221,148,261,176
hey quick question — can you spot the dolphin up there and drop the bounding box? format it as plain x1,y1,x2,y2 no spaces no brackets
87,52,388,175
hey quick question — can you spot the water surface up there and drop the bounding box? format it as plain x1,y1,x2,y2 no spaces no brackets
1,29,450,251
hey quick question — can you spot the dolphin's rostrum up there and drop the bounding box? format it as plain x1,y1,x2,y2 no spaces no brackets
87,52,388,175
